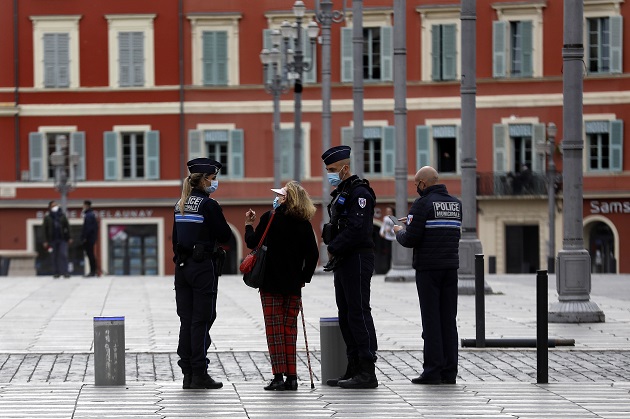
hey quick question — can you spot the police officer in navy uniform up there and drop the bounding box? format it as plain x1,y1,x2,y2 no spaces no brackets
172,158,231,389
394,166,462,385
321,145,379,389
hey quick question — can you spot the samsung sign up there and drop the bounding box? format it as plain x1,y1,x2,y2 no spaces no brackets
590,200,630,214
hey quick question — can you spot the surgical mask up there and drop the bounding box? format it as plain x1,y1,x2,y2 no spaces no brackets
327,166,346,186
205,179,219,194
51,205,60,212
272,196,281,210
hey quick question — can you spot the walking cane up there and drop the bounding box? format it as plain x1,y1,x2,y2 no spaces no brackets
299,300,315,389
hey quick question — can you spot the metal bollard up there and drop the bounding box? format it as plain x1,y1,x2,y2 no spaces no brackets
536,270,549,384
474,254,486,348
320,317,347,383
93,316,126,386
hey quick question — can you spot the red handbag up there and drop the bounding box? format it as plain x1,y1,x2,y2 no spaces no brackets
239,212,275,274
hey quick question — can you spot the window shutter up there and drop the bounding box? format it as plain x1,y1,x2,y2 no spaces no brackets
431,25,441,81
56,33,70,87
230,129,244,178
380,26,393,81
104,131,119,180
521,21,533,77
132,32,145,86
610,16,623,74
145,130,160,179
43,34,56,87
203,31,228,86
202,31,215,85
382,126,395,176
341,126,353,146
280,128,294,180
416,126,430,170
493,124,507,172
119,32,131,87
610,119,624,171
29,132,44,181
303,35,317,83
188,129,203,161
341,27,353,82
442,24,457,81
492,21,507,78
532,123,545,172
216,31,228,85
70,132,86,181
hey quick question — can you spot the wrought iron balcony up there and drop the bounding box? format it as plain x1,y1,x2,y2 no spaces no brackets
477,171,553,197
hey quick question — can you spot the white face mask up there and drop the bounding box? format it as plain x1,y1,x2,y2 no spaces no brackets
205,179,219,194
51,205,60,212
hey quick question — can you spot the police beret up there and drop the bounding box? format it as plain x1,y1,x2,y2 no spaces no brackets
321,145,351,165
187,157,222,175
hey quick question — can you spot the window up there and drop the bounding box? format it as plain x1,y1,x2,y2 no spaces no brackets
362,28,381,81
30,15,80,88
28,130,85,181
431,24,457,81
586,16,623,74
585,120,623,172
106,15,155,88
493,122,544,173
190,13,241,86
188,128,243,178
416,124,460,173
341,126,395,176
341,13,392,82
417,5,461,82
104,129,160,180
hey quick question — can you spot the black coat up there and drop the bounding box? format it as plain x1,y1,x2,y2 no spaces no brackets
81,208,98,244
245,206,319,296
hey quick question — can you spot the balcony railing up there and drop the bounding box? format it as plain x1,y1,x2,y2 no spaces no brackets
477,171,550,197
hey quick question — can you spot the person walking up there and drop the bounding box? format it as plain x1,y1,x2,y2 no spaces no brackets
42,200,71,278
393,166,462,385
321,145,379,389
172,157,231,390
244,181,319,391
81,200,98,277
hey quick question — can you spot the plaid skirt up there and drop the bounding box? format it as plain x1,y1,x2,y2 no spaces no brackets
260,291,301,375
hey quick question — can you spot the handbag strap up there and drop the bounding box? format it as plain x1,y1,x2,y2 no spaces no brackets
255,212,275,249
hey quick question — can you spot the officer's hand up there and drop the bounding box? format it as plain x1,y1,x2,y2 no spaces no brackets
393,225,403,233
245,209,256,225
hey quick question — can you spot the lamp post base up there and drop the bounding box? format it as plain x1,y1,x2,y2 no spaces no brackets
549,300,605,323
458,238,493,295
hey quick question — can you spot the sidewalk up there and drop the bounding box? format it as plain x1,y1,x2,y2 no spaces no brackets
0,273,629,418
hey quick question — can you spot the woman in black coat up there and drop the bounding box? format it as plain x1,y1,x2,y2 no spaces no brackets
244,181,319,391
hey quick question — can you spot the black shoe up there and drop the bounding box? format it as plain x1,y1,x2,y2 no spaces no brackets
337,359,378,389
63,274,71,278
190,373,223,389
84,273,97,278
441,378,456,384
326,357,358,387
284,376,298,391
182,374,192,389
53,275,60,279
411,375,441,385
264,376,286,391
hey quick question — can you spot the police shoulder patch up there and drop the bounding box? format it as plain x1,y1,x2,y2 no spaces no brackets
358,198,366,208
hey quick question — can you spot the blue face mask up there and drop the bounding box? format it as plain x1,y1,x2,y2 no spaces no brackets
272,196,281,210
205,179,218,194
327,173,341,186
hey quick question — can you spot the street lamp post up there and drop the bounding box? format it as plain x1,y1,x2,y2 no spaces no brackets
546,122,557,274
49,134,79,213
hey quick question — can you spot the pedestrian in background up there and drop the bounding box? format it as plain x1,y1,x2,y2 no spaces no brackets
394,166,462,385
379,206,396,241
244,181,319,391
81,200,98,277
42,200,71,278
172,158,231,390
321,145,379,389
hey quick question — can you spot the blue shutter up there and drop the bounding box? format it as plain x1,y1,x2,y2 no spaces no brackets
532,123,545,172
341,126,353,146
132,32,145,86
382,126,395,176
29,132,44,181
230,129,244,178
521,21,533,77
610,16,623,74
43,34,56,87
280,129,294,180
493,124,507,172
380,26,393,81
303,35,317,83
416,126,430,170
70,132,86,181
56,33,70,87
610,120,623,171
202,31,215,85
493,21,507,78
431,25,441,81
341,27,353,82
119,32,131,87
216,31,228,85
104,131,119,180
145,130,160,179
188,129,203,160
203,31,228,86
442,24,457,81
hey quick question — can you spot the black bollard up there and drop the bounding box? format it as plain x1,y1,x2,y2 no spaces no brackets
474,254,485,348
536,270,548,384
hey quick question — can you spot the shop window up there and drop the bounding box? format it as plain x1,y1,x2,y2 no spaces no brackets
108,224,158,275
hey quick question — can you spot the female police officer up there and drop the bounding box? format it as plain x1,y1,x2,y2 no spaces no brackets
172,157,231,389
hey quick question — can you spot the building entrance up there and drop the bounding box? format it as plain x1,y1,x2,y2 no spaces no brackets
588,222,615,273
505,225,539,273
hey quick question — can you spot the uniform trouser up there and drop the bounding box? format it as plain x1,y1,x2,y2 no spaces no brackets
83,242,97,275
334,252,378,362
51,240,69,276
416,269,458,381
174,259,218,376
260,291,301,376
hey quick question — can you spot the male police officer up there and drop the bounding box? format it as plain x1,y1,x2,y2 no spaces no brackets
394,166,462,385
173,158,231,389
321,145,378,389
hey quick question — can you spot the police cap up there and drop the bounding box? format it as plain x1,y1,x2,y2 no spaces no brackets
321,145,351,165
187,157,222,175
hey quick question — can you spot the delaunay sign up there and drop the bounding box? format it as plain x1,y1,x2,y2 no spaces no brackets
589,200,630,214
36,209,155,219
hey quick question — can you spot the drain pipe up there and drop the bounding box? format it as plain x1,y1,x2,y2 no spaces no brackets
14,0,20,180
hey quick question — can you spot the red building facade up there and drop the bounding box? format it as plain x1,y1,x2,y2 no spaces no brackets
0,0,628,276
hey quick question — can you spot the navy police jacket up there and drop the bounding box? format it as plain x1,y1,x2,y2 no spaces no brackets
396,184,462,271
172,189,231,256
327,175,376,256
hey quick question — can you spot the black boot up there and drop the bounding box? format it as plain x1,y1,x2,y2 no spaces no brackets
264,374,285,391
284,375,298,391
338,359,378,389
190,373,223,389
326,357,358,387
182,373,192,389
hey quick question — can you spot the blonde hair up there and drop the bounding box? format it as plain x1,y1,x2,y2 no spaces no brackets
177,173,205,215
283,181,316,221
